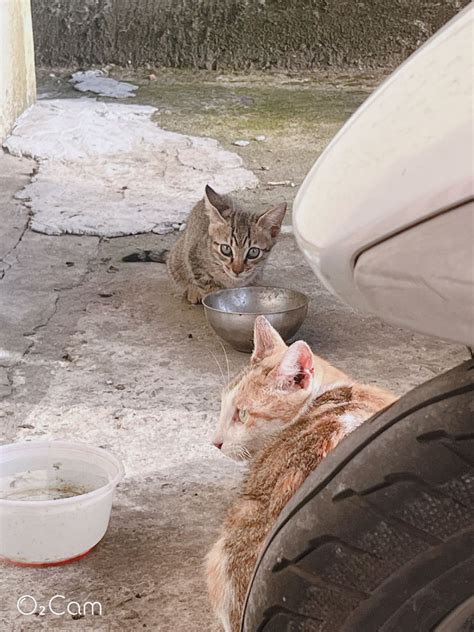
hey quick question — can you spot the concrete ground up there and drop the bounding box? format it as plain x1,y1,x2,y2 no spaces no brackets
0,71,468,631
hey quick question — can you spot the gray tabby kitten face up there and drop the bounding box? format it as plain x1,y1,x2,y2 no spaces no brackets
205,186,287,282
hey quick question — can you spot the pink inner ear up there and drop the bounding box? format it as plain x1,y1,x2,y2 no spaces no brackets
277,341,314,389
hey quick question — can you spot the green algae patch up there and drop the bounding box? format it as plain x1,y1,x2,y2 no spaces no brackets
133,70,381,142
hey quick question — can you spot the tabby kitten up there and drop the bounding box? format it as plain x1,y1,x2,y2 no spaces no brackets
206,317,396,631
167,185,286,304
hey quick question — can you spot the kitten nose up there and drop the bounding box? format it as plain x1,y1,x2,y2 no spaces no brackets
213,442,223,450
231,261,245,275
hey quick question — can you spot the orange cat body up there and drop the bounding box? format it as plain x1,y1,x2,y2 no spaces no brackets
207,317,396,631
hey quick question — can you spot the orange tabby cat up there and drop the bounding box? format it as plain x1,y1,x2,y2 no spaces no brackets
206,316,396,631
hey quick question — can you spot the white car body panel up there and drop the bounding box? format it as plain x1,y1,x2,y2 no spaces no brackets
293,6,473,345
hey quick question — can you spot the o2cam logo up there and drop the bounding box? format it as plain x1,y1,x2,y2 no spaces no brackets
17,594,102,617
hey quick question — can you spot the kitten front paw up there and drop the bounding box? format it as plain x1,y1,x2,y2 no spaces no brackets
186,285,205,304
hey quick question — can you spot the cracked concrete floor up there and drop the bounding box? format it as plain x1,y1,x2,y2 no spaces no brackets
0,72,469,631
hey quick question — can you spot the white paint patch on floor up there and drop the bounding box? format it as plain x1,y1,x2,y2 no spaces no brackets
4,99,258,237
70,69,138,98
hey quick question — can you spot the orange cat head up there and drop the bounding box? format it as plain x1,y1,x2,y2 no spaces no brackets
212,316,319,461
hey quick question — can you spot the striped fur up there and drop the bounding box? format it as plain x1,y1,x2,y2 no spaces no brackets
167,186,286,304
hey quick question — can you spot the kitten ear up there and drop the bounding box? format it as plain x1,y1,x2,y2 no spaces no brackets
251,316,286,363
275,340,314,390
256,202,287,239
204,185,229,225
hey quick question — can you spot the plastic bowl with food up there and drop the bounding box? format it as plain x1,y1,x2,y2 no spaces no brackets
203,286,309,352
0,441,124,566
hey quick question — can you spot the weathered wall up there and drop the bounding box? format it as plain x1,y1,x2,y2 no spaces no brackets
0,0,36,142
31,0,468,70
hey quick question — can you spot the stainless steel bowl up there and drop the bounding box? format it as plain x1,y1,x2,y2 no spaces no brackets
202,286,309,352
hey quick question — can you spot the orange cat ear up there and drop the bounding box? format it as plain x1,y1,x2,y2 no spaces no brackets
276,341,314,390
251,316,286,363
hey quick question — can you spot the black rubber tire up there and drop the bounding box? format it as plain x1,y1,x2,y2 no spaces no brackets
243,359,474,632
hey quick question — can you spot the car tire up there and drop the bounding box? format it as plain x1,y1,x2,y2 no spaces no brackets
242,359,474,632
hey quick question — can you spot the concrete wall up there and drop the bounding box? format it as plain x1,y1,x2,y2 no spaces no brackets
0,0,36,142
31,0,468,71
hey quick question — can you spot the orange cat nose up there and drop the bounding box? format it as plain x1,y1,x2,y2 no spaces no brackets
213,442,223,450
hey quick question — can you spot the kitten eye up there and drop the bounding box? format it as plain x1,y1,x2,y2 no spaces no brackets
246,247,261,260
220,244,233,257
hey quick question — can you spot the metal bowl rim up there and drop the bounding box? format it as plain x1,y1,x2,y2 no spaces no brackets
202,286,309,316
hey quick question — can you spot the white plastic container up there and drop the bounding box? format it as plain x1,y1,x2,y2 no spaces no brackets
0,441,124,566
